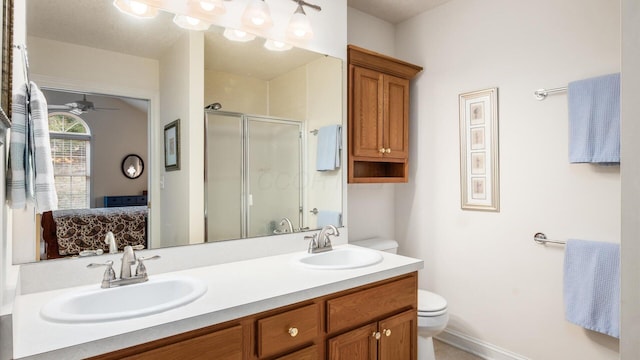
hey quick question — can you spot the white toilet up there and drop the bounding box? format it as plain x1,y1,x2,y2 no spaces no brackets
351,238,449,360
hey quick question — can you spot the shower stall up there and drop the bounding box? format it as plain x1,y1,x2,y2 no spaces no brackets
205,111,303,242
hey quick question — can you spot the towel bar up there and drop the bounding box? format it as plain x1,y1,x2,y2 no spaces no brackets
534,86,567,100
534,232,566,245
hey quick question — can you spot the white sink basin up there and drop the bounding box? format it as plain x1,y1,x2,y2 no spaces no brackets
40,275,207,323
294,246,383,270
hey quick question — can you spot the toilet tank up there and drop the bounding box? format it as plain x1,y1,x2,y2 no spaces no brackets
351,238,399,254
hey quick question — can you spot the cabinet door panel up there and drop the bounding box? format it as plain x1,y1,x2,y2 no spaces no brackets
379,310,416,360
384,75,409,159
121,325,242,360
328,323,378,360
352,66,384,157
274,344,318,360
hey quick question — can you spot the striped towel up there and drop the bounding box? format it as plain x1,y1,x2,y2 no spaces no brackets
7,84,30,209
7,82,58,213
30,82,58,212
568,73,620,164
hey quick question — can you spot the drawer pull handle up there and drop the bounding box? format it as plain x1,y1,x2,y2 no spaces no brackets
372,331,381,340
288,327,299,337
383,329,392,337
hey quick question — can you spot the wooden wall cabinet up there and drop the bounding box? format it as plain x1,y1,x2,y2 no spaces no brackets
348,45,422,183
90,273,417,360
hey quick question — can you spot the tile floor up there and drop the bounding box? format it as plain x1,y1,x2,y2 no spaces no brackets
433,339,483,360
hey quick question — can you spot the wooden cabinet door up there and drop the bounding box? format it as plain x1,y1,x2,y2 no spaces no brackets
383,74,409,159
120,325,242,360
328,322,378,360
352,66,384,158
378,310,417,360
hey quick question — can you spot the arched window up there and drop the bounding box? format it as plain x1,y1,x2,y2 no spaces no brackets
48,113,91,209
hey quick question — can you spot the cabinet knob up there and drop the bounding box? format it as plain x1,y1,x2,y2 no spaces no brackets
379,148,386,154
383,329,392,337
385,148,391,154
372,331,381,340
288,327,299,337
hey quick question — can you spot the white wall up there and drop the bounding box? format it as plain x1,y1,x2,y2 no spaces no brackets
159,32,205,247
620,0,640,358
393,0,620,359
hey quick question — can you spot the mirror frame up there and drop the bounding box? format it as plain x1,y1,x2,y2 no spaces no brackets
0,0,13,127
122,154,145,179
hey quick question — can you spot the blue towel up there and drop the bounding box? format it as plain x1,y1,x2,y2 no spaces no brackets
563,239,620,338
316,124,342,171
568,73,620,164
317,210,342,228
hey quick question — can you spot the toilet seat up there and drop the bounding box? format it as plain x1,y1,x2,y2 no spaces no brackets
418,289,447,317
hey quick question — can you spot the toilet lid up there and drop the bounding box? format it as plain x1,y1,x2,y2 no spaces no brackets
418,290,447,316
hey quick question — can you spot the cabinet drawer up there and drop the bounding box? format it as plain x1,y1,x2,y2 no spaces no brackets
120,325,242,360
273,344,318,360
327,275,416,333
258,303,320,358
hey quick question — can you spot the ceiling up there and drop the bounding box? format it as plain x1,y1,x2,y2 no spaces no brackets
347,0,452,24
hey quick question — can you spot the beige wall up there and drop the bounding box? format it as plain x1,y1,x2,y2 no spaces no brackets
204,70,268,115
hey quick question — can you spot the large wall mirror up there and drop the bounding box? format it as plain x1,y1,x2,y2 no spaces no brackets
22,0,343,263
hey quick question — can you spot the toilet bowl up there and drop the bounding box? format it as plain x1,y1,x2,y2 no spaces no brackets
351,238,449,360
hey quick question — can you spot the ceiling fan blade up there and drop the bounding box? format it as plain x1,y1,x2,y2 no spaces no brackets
94,107,119,111
48,104,72,110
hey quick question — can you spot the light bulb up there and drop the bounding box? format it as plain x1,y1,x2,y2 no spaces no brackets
173,14,211,31
264,39,292,51
113,0,158,19
242,0,273,29
223,28,256,42
200,1,215,11
286,4,313,41
129,1,148,15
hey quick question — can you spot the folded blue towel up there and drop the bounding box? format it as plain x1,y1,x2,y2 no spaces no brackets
316,124,342,171
568,73,620,164
317,210,342,228
563,239,620,338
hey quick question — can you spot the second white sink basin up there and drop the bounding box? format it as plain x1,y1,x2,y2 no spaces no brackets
294,246,383,270
40,275,207,323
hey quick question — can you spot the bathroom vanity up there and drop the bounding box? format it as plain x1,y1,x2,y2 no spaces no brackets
11,245,422,359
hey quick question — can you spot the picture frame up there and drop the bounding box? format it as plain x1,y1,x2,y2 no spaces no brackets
459,88,499,211
164,119,180,171
0,0,13,127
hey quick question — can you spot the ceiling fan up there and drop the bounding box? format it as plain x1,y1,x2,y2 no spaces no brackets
48,94,119,115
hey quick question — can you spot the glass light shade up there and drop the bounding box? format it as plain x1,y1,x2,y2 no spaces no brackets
113,0,158,19
223,28,256,42
173,14,211,31
198,0,226,15
242,0,273,29
286,5,313,41
264,39,292,51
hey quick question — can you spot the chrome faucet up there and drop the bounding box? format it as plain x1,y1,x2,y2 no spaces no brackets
274,217,294,234
87,245,160,288
307,225,340,253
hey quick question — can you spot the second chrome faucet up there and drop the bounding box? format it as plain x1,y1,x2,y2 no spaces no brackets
87,245,160,288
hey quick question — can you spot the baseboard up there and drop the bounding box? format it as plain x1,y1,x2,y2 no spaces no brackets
436,329,530,360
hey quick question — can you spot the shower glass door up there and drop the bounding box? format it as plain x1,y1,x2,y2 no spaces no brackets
205,112,302,241
246,116,302,237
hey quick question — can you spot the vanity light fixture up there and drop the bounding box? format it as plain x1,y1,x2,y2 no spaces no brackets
286,0,321,41
223,28,257,42
264,39,293,51
173,14,211,31
113,0,159,19
242,0,273,29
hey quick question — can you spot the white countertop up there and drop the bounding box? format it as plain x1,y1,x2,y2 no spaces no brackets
12,245,423,359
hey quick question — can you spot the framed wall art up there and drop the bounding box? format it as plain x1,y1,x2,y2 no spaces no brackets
459,87,499,211
164,119,180,171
